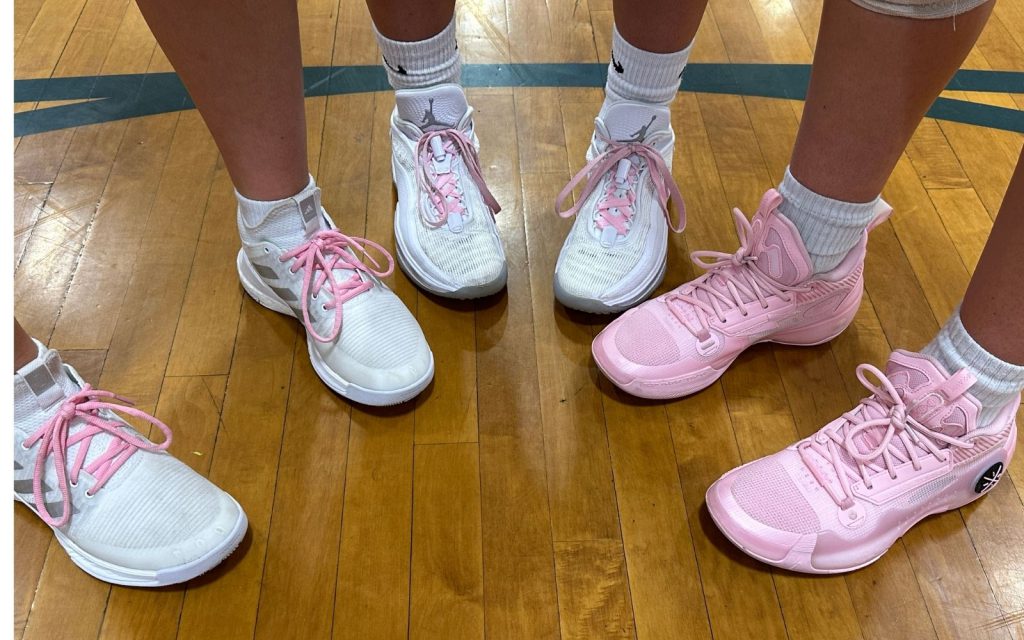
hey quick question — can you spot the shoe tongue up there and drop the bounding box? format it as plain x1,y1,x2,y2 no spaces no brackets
749,190,813,287
598,101,671,146
16,346,129,473
676,190,813,310
884,350,979,438
396,84,468,132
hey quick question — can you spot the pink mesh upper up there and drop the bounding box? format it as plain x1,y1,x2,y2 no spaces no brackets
731,458,821,534
613,308,680,366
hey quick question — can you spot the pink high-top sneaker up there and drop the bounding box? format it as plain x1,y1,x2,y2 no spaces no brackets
707,350,1018,574
592,189,890,399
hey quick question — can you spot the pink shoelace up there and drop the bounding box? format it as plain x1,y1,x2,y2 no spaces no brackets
280,230,395,344
22,385,173,528
555,136,685,235
797,365,973,510
416,129,500,228
665,207,811,341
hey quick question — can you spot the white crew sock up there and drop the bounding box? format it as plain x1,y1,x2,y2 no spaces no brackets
373,17,461,90
922,308,1024,427
604,24,693,107
777,167,878,275
236,174,319,248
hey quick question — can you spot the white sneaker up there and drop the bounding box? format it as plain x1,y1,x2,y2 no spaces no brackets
554,101,686,314
390,83,507,298
236,183,434,406
14,342,247,587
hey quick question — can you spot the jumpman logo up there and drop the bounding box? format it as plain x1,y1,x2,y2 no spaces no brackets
421,98,449,128
622,115,656,143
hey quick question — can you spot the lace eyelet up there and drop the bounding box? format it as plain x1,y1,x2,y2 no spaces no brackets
20,442,30,451
84,491,95,499
264,247,270,254
69,481,78,488
321,304,328,311
311,293,318,300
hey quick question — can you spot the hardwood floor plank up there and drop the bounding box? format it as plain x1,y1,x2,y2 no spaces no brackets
553,540,636,640
409,443,485,640
255,347,351,640
175,302,297,639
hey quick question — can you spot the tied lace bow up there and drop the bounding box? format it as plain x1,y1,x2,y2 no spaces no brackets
280,230,395,344
23,385,173,528
798,365,974,510
554,135,686,235
416,129,501,228
665,207,809,341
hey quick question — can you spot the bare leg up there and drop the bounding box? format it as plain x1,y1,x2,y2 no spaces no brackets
134,0,308,200
612,0,708,52
791,0,993,202
961,150,1024,365
14,319,36,371
364,0,455,41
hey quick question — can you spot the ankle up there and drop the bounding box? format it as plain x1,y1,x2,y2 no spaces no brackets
374,16,460,90
922,308,1024,427
777,167,878,275
604,24,692,107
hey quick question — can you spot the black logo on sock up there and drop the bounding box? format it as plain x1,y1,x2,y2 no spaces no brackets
421,98,449,129
611,51,624,74
975,462,1005,494
622,115,656,143
382,55,408,75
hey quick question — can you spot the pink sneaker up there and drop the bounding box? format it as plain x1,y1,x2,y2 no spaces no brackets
707,350,1019,574
592,189,890,399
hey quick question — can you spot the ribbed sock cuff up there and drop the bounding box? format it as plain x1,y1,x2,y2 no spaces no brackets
374,17,461,90
777,166,878,274
236,174,316,227
605,25,692,106
922,307,1024,427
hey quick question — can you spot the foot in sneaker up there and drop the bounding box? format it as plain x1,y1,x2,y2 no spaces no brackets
707,350,1019,573
236,181,434,406
553,100,685,314
592,189,889,399
390,83,506,299
14,341,247,586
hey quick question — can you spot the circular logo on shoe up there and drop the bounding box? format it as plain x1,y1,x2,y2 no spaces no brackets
974,462,1005,494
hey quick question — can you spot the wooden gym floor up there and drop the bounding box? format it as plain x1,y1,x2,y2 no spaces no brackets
12,0,1024,637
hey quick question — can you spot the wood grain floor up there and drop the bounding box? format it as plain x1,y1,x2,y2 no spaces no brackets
12,0,1024,638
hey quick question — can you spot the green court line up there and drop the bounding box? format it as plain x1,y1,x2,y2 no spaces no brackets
13,63,1024,137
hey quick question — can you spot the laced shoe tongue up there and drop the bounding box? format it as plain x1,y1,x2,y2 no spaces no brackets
396,84,469,133
19,348,127,473
599,102,671,146
680,190,813,311
884,350,978,438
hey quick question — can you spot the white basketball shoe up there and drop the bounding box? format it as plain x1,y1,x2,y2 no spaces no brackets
236,183,434,406
554,100,686,314
14,341,247,586
390,83,507,298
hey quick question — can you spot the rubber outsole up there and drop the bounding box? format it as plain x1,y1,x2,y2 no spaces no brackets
15,492,248,587
236,249,434,407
